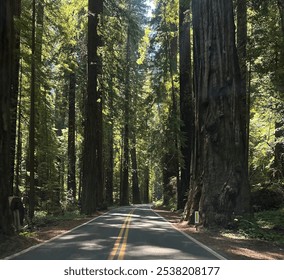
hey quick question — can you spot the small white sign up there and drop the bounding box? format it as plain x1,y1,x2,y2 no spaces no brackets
194,211,200,224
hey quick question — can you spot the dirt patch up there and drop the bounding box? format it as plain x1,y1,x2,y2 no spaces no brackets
154,208,284,260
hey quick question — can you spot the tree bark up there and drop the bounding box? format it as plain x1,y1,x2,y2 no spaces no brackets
68,72,76,199
185,0,250,227
131,135,141,204
105,79,114,206
120,27,131,206
10,0,22,195
278,0,284,35
273,0,284,179
237,0,249,172
0,0,14,234
143,167,150,203
178,0,194,210
81,0,103,214
15,60,23,197
28,0,37,220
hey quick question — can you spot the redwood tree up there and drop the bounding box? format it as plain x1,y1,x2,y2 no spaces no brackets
178,0,193,210
81,0,103,214
67,72,76,199
185,0,250,227
0,0,14,234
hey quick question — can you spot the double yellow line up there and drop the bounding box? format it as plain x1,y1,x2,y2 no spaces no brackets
108,208,135,260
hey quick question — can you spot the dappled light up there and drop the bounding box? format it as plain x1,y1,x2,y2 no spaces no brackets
1,0,284,262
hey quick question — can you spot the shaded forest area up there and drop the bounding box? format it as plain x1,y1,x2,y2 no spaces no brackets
1,0,284,236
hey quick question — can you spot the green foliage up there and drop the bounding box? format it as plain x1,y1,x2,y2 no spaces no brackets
10,0,284,222
251,183,284,211
32,209,84,228
236,208,284,244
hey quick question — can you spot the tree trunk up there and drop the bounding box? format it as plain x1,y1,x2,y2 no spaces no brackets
273,0,284,179
0,0,14,234
143,167,150,203
67,72,76,199
178,0,194,210
28,0,37,220
105,80,114,206
15,60,23,197
120,27,131,206
162,4,179,208
185,0,250,227
131,135,141,204
237,0,248,172
10,0,22,195
278,0,284,35
105,128,114,205
81,0,103,215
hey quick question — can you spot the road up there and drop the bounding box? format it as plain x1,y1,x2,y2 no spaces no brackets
7,205,225,260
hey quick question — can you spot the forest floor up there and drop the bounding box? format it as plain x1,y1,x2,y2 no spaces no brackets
155,208,284,260
1,208,284,260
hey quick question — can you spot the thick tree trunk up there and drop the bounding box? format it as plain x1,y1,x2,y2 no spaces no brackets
185,0,250,227
178,0,194,210
237,0,249,172
68,72,76,199
10,0,22,195
0,0,14,234
81,0,103,214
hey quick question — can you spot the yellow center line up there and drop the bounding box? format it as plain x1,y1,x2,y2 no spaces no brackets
108,208,135,260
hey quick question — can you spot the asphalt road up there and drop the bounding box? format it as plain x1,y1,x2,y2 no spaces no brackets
7,205,225,260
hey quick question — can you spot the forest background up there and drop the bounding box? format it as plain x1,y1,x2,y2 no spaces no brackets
0,0,284,246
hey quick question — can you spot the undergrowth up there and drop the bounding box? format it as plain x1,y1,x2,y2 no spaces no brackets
236,207,284,244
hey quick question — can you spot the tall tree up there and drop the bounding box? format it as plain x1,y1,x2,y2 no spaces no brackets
81,0,103,214
67,72,76,199
273,0,284,179
131,134,141,204
10,0,22,195
120,26,131,206
237,0,249,172
185,0,250,227
0,0,14,234
28,0,37,220
178,0,193,210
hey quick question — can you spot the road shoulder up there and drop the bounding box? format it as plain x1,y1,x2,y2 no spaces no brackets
153,208,284,260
